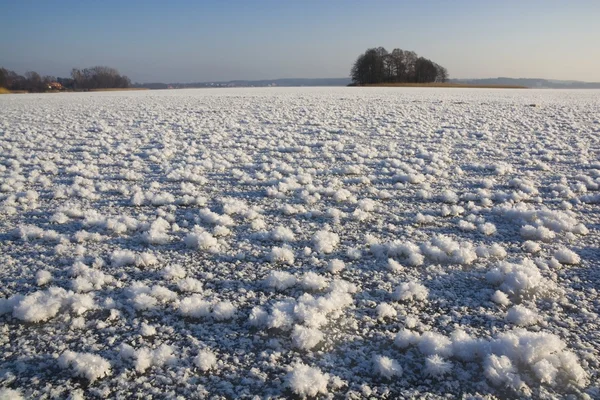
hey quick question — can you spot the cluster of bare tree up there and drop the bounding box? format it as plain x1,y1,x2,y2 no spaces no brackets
0,68,55,92
70,66,131,90
0,66,130,92
350,47,448,85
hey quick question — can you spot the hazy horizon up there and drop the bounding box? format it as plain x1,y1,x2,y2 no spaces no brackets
2,0,599,83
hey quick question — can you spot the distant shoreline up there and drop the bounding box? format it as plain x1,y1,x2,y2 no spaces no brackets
353,83,528,89
0,87,150,94
88,88,149,92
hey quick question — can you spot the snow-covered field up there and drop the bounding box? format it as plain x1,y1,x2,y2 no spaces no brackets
0,87,599,399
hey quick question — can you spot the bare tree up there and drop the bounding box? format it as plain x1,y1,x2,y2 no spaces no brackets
25,71,45,92
351,48,446,85
389,49,405,82
434,64,448,83
0,68,7,88
71,66,131,89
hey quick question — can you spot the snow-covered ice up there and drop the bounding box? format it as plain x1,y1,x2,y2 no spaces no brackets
0,87,599,398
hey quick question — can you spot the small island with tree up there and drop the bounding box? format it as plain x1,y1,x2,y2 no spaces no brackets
350,47,448,86
349,47,527,88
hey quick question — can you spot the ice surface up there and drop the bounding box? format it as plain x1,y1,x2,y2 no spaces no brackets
0,87,599,398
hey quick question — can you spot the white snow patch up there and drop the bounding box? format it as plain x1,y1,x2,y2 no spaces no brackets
58,350,111,382
372,355,403,379
287,363,329,397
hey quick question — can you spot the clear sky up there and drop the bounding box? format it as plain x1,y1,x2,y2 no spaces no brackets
2,0,599,83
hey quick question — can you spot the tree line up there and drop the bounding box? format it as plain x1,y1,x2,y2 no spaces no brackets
350,47,448,85
0,66,131,92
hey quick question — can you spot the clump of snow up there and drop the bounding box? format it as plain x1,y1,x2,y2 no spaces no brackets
257,281,355,331
123,344,177,373
357,198,376,211
300,272,328,291
478,222,497,235
420,235,478,265
70,262,114,292
10,287,96,322
424,355,453,377
523,240,541,253
141,217,172,244
553,247,581,265
491,290,511,306
486,259,557,300
132,293,158,311
212,301,237,320
418,331,453,357
291,325,324,350
177,277,203,293
185,228,219,252
373,355,403,379
484,354,525,391
440,190,459,204
384,241,424,266
327,259,345,273
162,264,186,280
520,225,556,241
269,246,295,265
392,281,428,302
506,305,540,326
271,226,295,242
194,349,218,371
199,208,234,226
450,329,485,362
111,249,137,267
35,270,52,286
415,213,436,225
13,224,62,242
502,204,588,238
313,229,340,254
265,271,297,290
440,204,465,217
394,329,421,349
476,243,507,259
0,388,23,400
135,252,159,268
140,322,156,336
58,350,111,382
287,363,329,397
458,220,476,231
178,295,212,318
387,258,403,272
375,303,397,319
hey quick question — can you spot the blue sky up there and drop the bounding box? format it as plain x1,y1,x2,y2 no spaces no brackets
2,0,599,82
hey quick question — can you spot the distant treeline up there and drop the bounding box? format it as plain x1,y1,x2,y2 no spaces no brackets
132,78,353,89
351,47,448,85
0,66,131,92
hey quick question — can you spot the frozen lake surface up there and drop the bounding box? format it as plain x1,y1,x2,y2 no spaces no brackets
0,87,599,399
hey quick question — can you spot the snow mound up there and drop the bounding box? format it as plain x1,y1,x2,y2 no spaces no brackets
486,259,558,300
373,355,403,379
0,388,23,400
58,350,111,382
10,287,96,323
553,247,581,265
291,325,324,350
269,246,295,265
393,281,429,302
424,355,453,377
287,363,329,397
194,349,218,371
313,229,340,254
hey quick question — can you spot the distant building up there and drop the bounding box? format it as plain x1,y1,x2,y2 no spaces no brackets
47,82,63,90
